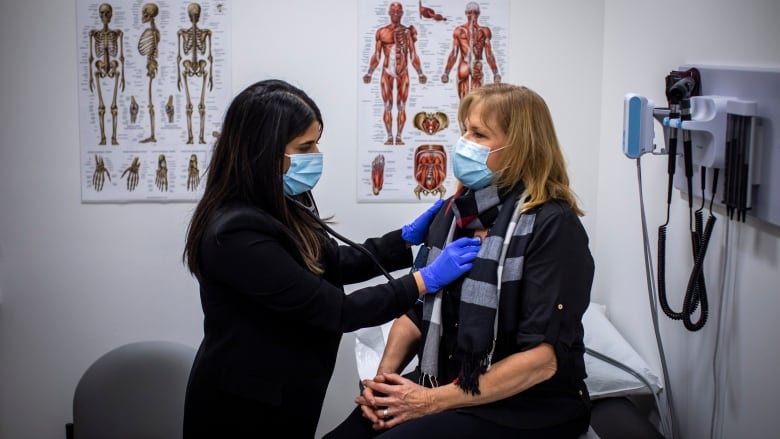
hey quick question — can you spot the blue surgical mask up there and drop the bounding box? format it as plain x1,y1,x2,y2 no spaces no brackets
283,152,323,196
451,137,505,190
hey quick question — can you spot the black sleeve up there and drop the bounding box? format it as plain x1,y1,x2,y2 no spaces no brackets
512,202,594,352
336,229,414,285
200,212,421,334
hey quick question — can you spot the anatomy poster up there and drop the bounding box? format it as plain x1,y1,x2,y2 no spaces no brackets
357,0,508,203
76,0,231,203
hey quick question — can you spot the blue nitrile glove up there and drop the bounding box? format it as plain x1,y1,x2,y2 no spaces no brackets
419,237,481,293
401,199,446,245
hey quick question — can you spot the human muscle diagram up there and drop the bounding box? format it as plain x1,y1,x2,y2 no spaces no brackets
358,0,507,202
413,144,447,199
413,111,449,135
77,1,230,203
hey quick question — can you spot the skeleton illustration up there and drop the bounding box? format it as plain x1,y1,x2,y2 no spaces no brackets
371,154,385,196
177,3,213,144
165,94,175,123
88,3,125,145
187,153,200,191
138,3,160,143
121,156,141,191
413,144,447,199
92,154,112,191
155,154,168,191
413,111,449,135
129,96,139,124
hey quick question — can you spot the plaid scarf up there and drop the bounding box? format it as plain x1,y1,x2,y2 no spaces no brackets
419,184,534,395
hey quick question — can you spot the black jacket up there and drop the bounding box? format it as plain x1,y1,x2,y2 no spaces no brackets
183,205,418,438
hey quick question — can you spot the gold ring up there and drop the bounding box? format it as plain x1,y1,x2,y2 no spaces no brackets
383,408,389,420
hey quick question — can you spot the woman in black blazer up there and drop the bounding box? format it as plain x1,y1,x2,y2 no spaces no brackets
181,79,481,438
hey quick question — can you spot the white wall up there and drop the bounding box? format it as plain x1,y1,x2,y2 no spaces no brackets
0,1,777,438
596,1,780,438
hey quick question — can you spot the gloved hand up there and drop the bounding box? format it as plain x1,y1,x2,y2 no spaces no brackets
419,237,481,293
401,199,446,245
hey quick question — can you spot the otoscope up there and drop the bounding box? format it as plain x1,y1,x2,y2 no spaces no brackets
668,76,697,212
657,72,709,331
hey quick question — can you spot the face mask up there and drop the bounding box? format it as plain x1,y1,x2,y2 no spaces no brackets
283,152,323,196
451,137,505,190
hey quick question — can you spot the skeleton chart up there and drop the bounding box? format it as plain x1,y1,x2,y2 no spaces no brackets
357,0,509,203
76,0,231,203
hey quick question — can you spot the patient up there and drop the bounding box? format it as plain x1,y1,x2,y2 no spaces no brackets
324,83,594,438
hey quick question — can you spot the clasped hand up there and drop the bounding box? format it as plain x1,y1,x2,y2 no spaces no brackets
356,373,434,430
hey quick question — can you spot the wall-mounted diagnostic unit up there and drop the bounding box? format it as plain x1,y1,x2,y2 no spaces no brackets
624,65,780,227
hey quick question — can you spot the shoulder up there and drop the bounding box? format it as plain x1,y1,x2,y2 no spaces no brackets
209,204,285,239
533,199,578,221
528,199,588,239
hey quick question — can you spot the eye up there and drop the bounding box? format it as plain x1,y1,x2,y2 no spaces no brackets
298,142,318,153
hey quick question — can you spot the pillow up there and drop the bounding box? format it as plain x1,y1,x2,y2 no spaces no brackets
583,302,663,399
355,321,416,380
354,302,663,399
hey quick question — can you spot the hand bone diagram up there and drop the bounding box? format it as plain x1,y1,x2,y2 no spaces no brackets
93,154,202,193
155,154,168,192
121,156,141,191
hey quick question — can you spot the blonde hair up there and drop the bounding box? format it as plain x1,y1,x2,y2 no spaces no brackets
457,83,584,216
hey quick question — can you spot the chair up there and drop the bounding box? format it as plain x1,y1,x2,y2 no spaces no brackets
65,340,197,439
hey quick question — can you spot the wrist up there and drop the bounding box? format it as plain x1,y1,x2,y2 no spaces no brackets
413,271,427,296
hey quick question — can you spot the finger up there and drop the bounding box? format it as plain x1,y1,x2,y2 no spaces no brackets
451,236,481,248
362,380,394,397
360,402,379,423
426,198,445,214
456,251,480,263
379,372,407,384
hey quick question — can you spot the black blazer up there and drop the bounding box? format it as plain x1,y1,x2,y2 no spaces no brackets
183,205,418,438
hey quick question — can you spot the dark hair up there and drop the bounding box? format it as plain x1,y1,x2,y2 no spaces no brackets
183,79,324,277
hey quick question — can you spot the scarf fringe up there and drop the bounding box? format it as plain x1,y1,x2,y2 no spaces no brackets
456,351,491,395
419,372,440,388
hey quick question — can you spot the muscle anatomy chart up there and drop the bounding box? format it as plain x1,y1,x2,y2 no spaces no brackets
77,0,231,203
358,0,508,202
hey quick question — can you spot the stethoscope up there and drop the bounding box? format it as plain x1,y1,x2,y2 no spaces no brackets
286,193,396,281
286,190,525,316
